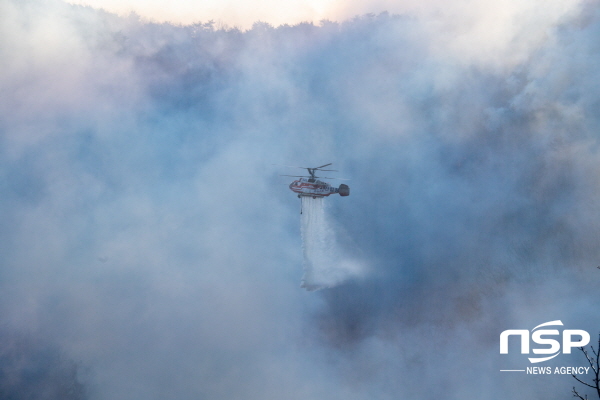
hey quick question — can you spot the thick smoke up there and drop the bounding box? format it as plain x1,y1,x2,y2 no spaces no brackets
0,331,87,400
1,0,600,399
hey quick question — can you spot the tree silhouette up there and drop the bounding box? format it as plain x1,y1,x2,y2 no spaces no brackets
572,333,600,399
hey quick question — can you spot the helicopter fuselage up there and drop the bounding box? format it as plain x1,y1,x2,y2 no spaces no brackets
289,178,338,198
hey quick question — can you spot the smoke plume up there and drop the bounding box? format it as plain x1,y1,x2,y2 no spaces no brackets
1,0,600,399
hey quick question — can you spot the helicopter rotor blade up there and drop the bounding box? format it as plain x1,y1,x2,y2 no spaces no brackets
314,176,350,180
277,163,348,180
315,163,332,169
272,164,309,169
280,175,309,177
274,163,337,171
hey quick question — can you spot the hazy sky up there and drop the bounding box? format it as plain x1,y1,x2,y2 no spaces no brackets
2,0,600,399
64,0,581,31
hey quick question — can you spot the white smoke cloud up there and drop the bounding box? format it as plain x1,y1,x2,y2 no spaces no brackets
59,0,589,81
2,0,600,399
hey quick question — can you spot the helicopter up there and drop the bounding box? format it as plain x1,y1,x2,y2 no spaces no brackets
281,163,350,199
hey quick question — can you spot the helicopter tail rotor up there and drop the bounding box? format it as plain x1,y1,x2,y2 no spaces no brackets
338,184,350,196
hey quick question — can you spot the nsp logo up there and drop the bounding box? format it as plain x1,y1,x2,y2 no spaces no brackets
500,320,590,363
